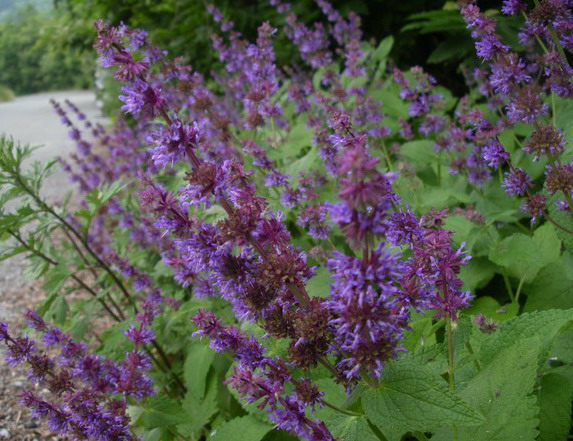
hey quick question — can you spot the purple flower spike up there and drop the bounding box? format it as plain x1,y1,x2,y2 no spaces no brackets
482,139,509,168
502,168,532,196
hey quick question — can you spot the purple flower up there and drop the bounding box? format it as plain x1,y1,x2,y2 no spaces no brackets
475,35,510,60
42,328,64,347
147,120,199,168
506,86,548,124
521,194,546,223
328,245,406,379
482,139,509,167
6,336,35,366
489,55,531,94
502,168,532,196
119,79,164,118
502,0,527,15
122,324,155,346
387,208,424,247
523,124,565,160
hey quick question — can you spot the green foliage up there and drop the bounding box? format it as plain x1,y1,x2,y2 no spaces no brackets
362,358,485,435
209,415,272,441
0,5,94,95
0,84,14,102
445,338,540,441
537,373,573,441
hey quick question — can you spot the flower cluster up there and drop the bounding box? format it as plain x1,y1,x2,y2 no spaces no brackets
0,312,156,440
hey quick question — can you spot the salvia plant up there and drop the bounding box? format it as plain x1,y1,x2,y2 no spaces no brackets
1,1,573,440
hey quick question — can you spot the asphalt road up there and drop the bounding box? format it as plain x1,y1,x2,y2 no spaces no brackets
0,90,105,202
0,90,106,321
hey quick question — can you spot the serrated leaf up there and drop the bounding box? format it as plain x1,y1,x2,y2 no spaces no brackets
138,395,189,429
208,415,271,441
184,341,215,400
363,358,484,433
179,375,218,438
479,309,573,366
524,253,573,311
437,338,540,441
324,413,381,441
489,224,561,283
538,373,572,441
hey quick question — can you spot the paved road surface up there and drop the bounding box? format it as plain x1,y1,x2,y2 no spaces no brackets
0,90,105,202
0,90,106,321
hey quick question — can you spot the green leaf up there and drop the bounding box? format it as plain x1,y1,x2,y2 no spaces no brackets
459,258,496,293
444,215,475,248
489,224,561,283
208,415,271,441
427,36,473,64
184,342,215,400
36,291,58,317
399,140,436,165
372,36,394,62
139,428,162,441
532,223,561,265
524,253,573,311
179,374,218,437
203,205,227,223
325,413,381,441
268,123,312,161
554,96,573,147
464,297,518,322
41,265,72,296
538,373,572,441
362,358,484,433
402,315,436,352
440,338,540,441
137,395,189,429
306,267,332,298
285,146,320,184
369,86,409,118
478,309,573,366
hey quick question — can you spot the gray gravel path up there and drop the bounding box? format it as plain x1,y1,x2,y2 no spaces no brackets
0,90,105,202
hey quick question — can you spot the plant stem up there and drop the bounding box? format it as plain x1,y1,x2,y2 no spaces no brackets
321,399,362,417
446,316,459,441
545,212,573,235
6,229,124,322
502,269,515,303
380,141,393,172
514,274,527,305
12,172,136,310
446,316,455,394
413,431,430,441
